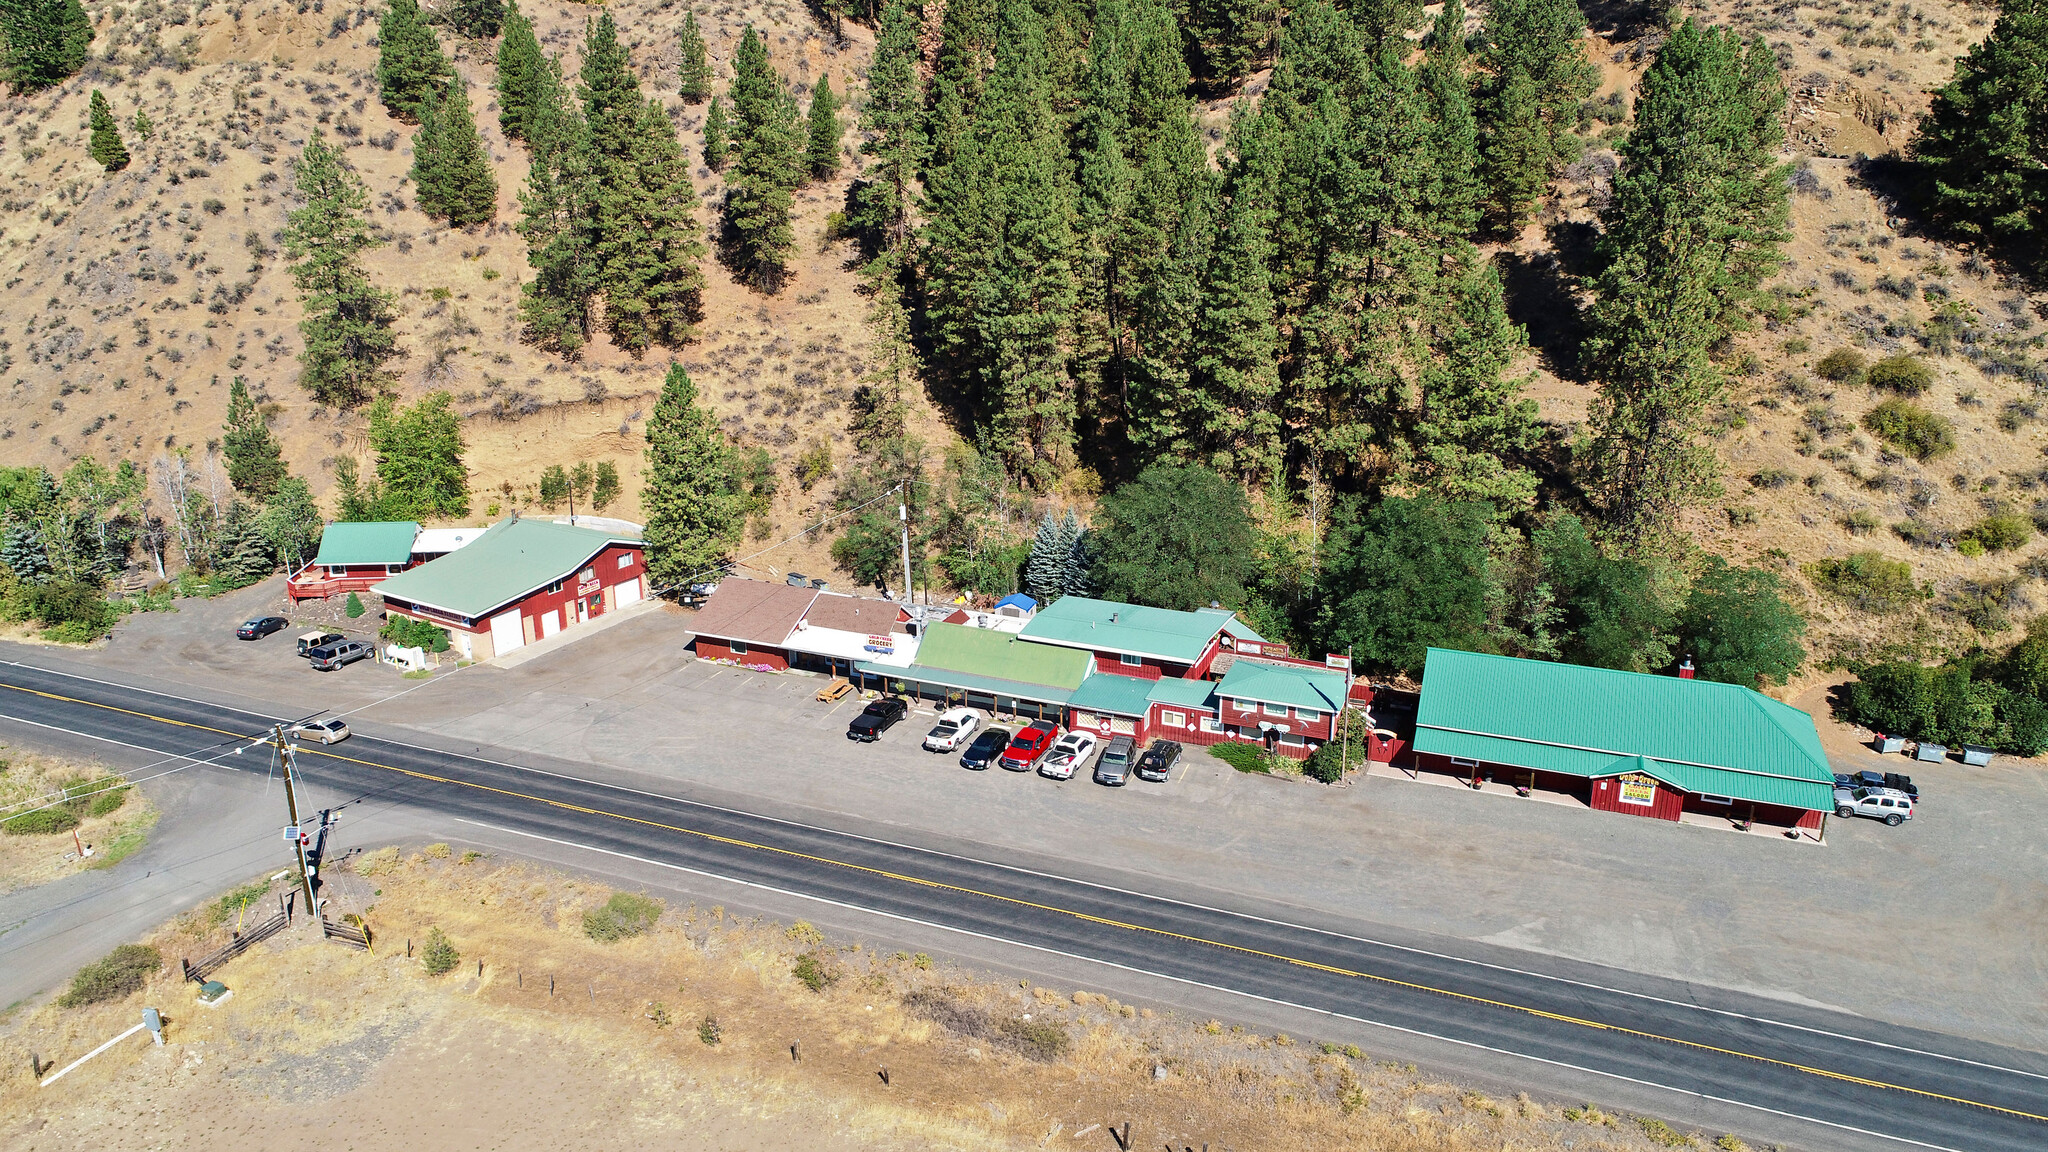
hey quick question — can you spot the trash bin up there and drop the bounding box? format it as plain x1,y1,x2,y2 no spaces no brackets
1962,745,1994,766
1915,742,1948,763
1874,734,1905,754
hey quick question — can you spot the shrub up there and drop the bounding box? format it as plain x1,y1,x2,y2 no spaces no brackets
1208,741,1271,774
1803,551,1927,613
4,806,80,835
379,615,451,652
58,944,162,1007
1637,1116,1696,1148
344,591,366,618
1841,510,1881,536
1961,511,2033,553
792,950,838,993
87,785,130,817
420,927,460,975
28,580,116,640
997,1015,1073,1061
1748,468,1794,490
697,1014,722,1045
1862,398,1954,460
1302,739,1350,784
582,892,663,942
1867,354,1934,396
1814,348,1867,384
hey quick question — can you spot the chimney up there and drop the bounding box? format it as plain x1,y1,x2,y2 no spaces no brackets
1678,655,1695,680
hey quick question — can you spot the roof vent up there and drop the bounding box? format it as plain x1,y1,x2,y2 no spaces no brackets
1678,655,1696,680
1109,612,1119,623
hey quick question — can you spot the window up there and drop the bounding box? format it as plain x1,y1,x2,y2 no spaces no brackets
1297,709,1320,724
729,641,749,656
1119,652,1142,666
1200,717,1223,734
1450,757,1480,768
1262,702,1287,717
617,553,632,569
581,567,596,582
1159,709,1186,728
1281,732,1305,746
545,579,564,594
1699,794,1732,806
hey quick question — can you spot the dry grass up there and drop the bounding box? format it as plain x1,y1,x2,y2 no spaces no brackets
0,849,1743,1150
0,748,156,893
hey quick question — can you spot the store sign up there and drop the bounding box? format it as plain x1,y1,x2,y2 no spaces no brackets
862,634,895,655
576,577,601,596
1617,772,1659,807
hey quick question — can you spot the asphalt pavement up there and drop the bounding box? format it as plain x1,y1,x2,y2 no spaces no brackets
1,655,2044,1152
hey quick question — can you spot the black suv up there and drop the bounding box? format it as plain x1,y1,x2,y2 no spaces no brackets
847,697,909,742
236,616,289,640
958,728,1011,770
1136,739,1182,782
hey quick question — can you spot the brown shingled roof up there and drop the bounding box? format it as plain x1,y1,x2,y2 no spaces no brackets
687,579,818,647
800,592,909,634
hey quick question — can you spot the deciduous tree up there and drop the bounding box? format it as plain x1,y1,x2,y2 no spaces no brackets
1089,464,1255,612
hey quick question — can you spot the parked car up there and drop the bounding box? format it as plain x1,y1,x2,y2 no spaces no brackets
1094,735,1137,786
846,697,909,742
999,724,1063,772
1834,786,1914,826
814,678,855,703
236,616,289,640
289,718,351,745
959,727,1011,771
922,707,981,752
307,640,372,671
1037,732,1100,780
1884,772,1919,801
297,631,345,657
1136,739,1183,783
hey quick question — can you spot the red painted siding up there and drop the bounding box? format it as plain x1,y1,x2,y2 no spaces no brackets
1215,697,1335,741
1188,636,1224,678
1589,774,1684,821
1092,652,1168,680
695,637,791,669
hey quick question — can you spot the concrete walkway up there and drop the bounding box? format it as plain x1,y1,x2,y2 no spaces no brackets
489,597,664,671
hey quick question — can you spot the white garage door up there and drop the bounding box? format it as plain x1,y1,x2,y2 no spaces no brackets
541,609,562,638
616,576,643,606
489,610,524,655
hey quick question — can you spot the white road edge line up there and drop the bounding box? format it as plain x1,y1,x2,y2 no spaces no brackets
454,818,1979,1152
7,657,2045,1085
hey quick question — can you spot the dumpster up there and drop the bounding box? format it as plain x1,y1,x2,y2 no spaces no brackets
1915,742,1947,763
1962,745,1994,766
1874,734,1905,754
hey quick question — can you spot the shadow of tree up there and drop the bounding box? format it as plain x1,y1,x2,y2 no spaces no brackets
1498,248,1590,383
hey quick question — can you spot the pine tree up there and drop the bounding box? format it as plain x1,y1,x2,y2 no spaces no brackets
413,79,498,225
1583,20,1790,548
282,134,399,408
849,0,923,248
1475,0,1597,230
1057,507,1090,596
1913,0,2048,255
445,0,503,39
1411,254,1538,511
495,1,546,140
594,98,706,352
1188,0,1272,90
516,54,600,354
677,9,712,103
642,363,742,589
1024,509,1087,604
377,0,453,123
1420,0,1480,240
805,74,841,181
924,0,995,177
1189,105,1282,486
87,89,128,172
702,93,730,170
0,0,90,94
723,26,804,289
222,376,287,499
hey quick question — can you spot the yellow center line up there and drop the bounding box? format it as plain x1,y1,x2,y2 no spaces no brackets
6,680,2043,1124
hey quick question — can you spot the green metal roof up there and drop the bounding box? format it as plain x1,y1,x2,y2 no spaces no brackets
370,518,639,619
1221,616,1267,643
1414,648,1835,811
1017,596,1231,663
1145,677,1217,710
860,661,1076,705
1215,660,1349,712
1068,673,1158,716
910,622,1091,690
312,521,418,566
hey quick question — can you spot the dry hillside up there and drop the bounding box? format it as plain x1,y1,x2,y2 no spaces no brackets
1,0,2042,658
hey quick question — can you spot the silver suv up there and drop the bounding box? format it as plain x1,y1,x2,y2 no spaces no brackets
1835,786,1914,826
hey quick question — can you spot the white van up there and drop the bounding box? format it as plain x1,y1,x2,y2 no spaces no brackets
1834,786,1914,826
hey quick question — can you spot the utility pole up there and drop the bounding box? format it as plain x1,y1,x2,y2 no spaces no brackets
270,724,318,918
897,482,914,607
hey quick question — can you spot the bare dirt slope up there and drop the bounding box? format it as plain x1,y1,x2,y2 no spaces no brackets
4,0,2045,655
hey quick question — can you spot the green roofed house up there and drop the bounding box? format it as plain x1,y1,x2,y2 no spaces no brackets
861,622,1091,723
1214,659,1350,756
287,521,420,602
371,517,646,662
1412,648,1835,835
1017,595,1247,681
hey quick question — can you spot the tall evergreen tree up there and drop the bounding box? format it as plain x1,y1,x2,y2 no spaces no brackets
282,134,399,408
805,74,841,180
925,0,995,177
723,26,804,289
677,9,713,102
0,0,90,93
516,55,600,354
702,93,730,170
494,0,546,140
1583,20,1790,549
1188,105,1282,486
87,89,128,172
1913,0,2048,257
377,0,453,123
849,0,925,249
222,376,287,499
1475,0,1597,230
445,0,503,39
411,80,499,225
1187,0,1272,90
1420,0,1480,240
1410,255,1538,511
368,392,471,518
595,98,707,352
642,363,742,588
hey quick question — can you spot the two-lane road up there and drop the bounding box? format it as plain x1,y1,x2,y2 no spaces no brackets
3,657,2044,1151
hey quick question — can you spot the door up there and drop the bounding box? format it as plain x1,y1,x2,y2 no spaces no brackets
616,576,643,606
490,610,524,655
541,609,562,638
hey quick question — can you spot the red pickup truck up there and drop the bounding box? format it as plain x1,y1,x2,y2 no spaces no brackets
999,723,1064,772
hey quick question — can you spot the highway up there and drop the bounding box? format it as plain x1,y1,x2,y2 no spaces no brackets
3,657,2045,1151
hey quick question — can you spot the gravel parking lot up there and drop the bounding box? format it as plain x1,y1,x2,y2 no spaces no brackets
17,577,2048,1052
